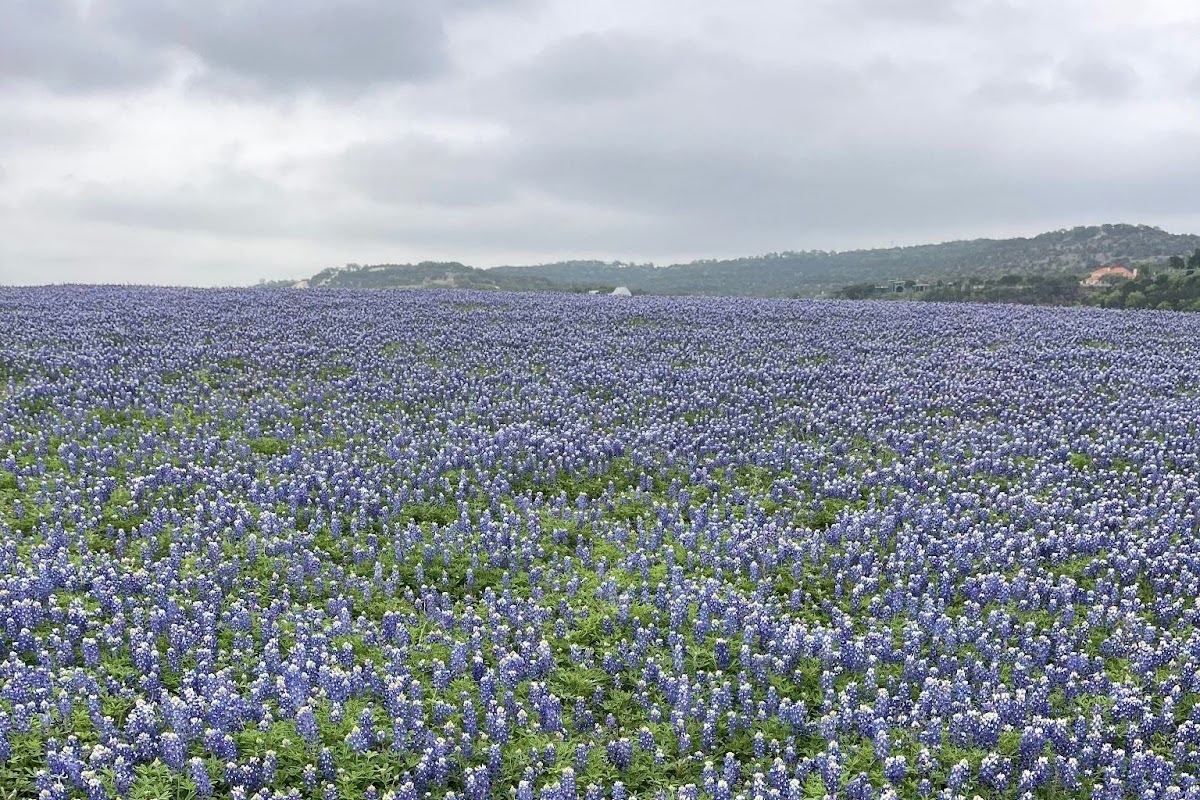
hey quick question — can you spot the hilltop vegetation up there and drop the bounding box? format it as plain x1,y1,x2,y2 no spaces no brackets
1091,263,1200,311
839,246,1200,310
292,224,1200,297
843,273,1088,306
307,261,560,292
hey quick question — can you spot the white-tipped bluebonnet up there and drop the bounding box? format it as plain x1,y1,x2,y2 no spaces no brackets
189,758,213,799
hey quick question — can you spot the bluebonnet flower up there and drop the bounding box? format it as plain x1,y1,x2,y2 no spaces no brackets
189,759,213,799
606,738,634,771
160,732,186,771
113,757,135,796
946,760,970,790
318,748,336,782
346,726,372,754
302,765,318,793
84,775,108,800
845,773,872,800
883,755,907,784
722,752,741,787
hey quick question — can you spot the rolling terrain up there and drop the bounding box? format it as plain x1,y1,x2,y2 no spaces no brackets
294,223,1200,297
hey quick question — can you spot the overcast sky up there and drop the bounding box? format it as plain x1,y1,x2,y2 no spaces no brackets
2,0,1200,286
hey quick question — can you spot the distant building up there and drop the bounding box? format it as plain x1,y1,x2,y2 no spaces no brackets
881,280,930,294
1082,266,1137,286
611,286,632,296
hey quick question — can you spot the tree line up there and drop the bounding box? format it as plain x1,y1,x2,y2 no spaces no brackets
836,248,1200,312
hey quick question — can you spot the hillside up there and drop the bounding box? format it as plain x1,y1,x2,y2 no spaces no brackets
299,223,1200,297
305,261,555,292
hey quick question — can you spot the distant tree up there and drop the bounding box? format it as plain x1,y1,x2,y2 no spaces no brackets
1190,249,1200,269
1169,255,1186,270
839,282,880,300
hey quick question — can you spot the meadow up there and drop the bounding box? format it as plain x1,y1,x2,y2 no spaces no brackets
1,287,1199,800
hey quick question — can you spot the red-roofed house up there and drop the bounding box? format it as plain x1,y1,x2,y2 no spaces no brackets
1082,266,1138,286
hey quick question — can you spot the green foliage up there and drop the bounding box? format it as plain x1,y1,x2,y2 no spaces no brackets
1092,264,1200,310
99,485,149,533
398,502,458,526
518,457,642,502
249,436,289,456
838,282,881,300
19,396,52,416
898,273,1086,306
0,728,46,799
805,498,855,530
1069,452,1094,469
0,356,26,383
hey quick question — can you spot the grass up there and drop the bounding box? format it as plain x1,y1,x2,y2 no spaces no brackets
249,436,290,456
398,502,458,527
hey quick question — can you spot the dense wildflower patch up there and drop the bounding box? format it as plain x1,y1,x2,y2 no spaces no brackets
2,287,1200,800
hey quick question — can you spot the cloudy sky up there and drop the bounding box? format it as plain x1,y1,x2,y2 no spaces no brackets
2,0,1200,286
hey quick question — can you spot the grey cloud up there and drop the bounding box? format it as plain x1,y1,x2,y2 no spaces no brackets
1057,54,1139,100
511,142,796,222
332,136,516,208
329,44,889,216
108,0,450,94
456,105,1200,255
324,20,1189,258
501,32,868,112
974,53,1140,104
37,161,649,259
326,201,654,255
513,32,692,104
47,168,305,238
5,0,1200,286
3,0,527,95
484,37,886,155
323,133,1008,255
0,104,99,148
837,0,980,25
0,0,166,90
972,72,1054,105
444,0,532,11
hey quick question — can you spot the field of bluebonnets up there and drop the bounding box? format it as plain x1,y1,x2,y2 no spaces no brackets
1,286,1200,800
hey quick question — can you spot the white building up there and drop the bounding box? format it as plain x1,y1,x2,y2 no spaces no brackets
611,286,632,296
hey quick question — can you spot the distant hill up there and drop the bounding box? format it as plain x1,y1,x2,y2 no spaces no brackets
306,261,559,292
296,224,1200,297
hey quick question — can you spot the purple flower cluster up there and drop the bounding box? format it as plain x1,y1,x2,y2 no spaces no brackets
1,286,1200,799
